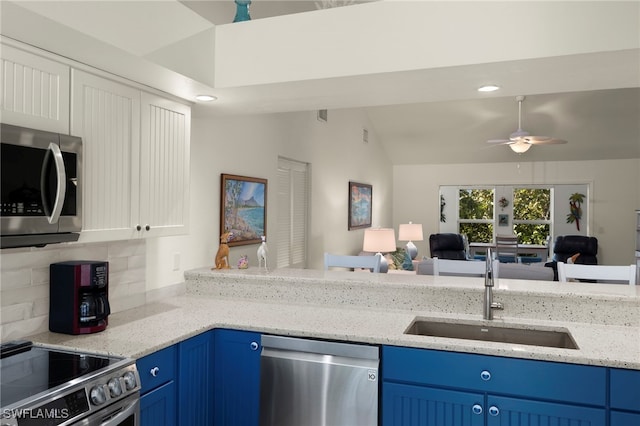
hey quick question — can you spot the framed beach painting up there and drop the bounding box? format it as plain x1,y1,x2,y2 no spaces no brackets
348,181,372,230
220,174,267,247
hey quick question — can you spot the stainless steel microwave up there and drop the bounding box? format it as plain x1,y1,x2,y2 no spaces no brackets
1,123,82,248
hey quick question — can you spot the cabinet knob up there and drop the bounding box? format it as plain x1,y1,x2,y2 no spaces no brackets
136,224,142,231
472,404,483,415
250,341,259,351
489,406,500,416
150,367,160,377
480,370,492,381
145,224,150,231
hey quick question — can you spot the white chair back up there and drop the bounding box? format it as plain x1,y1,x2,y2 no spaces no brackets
433,257,486,277
557,262,637,285
495,235,519,263
324,253,381,273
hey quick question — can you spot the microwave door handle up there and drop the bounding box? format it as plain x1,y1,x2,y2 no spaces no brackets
41,142,66,224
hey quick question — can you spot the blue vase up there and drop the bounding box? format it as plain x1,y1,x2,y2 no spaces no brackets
233,0,251,22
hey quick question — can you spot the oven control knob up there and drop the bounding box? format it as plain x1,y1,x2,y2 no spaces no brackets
123,371,137,390
90,385,108,405
108,377,123,397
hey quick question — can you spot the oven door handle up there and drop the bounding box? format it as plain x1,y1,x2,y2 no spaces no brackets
41,142,66,224
98,397,139,426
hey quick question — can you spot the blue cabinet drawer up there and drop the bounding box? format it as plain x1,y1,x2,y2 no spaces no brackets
610,368,640,412
382,346,606,406
137,345,178,395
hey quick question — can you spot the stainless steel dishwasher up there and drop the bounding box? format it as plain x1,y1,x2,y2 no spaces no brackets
259,335,379,426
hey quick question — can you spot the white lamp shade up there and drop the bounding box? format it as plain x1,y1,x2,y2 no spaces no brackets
363,228,396,253
398,223,423,242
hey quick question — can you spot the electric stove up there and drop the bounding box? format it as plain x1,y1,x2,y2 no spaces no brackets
1,341,140,426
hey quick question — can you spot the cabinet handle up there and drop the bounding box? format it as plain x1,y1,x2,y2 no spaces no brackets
145,224,150,231
480,370,491,381
489,406,500,416
250,341,259,351
472,404,483,415
150,367,160,377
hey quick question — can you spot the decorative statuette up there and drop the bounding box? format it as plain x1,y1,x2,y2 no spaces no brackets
237,255,249,269
257,236,268,271
213,231,233,269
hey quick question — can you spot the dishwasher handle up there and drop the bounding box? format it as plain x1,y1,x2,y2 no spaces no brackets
261,335,379,360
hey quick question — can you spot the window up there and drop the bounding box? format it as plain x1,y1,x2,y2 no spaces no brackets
441,184,588,247
458,188,494,243
513,187,551,245
276,157,309,268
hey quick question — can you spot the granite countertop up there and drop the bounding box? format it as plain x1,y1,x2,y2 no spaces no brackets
29,268,640,370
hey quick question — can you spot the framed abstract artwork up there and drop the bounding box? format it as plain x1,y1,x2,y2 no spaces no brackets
348,181,372,230
220,174,267,247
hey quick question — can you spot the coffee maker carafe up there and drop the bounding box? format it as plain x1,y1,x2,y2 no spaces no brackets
50,261,110,335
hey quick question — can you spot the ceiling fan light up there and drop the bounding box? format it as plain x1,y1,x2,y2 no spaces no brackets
509,141,532,154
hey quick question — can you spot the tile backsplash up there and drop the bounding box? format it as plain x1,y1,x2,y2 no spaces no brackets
1,240,148,341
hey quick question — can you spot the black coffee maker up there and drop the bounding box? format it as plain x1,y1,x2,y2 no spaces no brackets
49,261,110,335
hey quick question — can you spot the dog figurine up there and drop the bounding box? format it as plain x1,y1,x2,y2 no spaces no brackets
257,236,268,271
214,231,233,269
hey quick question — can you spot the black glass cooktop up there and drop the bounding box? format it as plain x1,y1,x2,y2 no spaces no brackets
0,341,121,408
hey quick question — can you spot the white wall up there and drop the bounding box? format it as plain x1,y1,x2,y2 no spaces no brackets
393,159,640,265
214,1,640,87
146,107,393,288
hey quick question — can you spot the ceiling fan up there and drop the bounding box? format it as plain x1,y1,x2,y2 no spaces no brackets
487,95,567,153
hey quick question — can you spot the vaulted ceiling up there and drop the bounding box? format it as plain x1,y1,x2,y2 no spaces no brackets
4,1,639,165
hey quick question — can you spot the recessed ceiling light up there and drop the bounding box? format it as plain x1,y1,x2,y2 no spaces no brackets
195,94,217,102
478,85,500,92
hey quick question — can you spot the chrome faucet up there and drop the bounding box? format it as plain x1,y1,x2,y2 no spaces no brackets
483,248,504,320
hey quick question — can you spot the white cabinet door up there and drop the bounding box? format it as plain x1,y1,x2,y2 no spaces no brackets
71,69,141,242
139,93,191,237
1,44,70,133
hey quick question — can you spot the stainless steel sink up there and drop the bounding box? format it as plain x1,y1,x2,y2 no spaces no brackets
405,318,579,349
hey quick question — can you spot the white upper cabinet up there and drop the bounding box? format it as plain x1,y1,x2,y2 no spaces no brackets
71,69,190,242
71,69,141,242
139,92,191,238
0,44,70,133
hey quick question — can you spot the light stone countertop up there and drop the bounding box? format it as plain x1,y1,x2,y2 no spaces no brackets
29,268,640,370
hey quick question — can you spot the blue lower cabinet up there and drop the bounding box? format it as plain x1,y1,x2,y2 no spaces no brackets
383,382,484,426
178,331,215,426
486,395,605,426
213,329,262,426
381,345,608,426
140,381,177,426
138,345,178,426
611,410,640,425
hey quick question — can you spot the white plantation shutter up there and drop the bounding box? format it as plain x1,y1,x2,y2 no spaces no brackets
277,157,308,268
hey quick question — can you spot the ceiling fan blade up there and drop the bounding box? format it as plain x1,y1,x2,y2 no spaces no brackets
486,139,512,145
528,137,567,145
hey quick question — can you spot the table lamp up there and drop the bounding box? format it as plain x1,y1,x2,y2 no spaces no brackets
398,222,423,260
363,228,396,273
